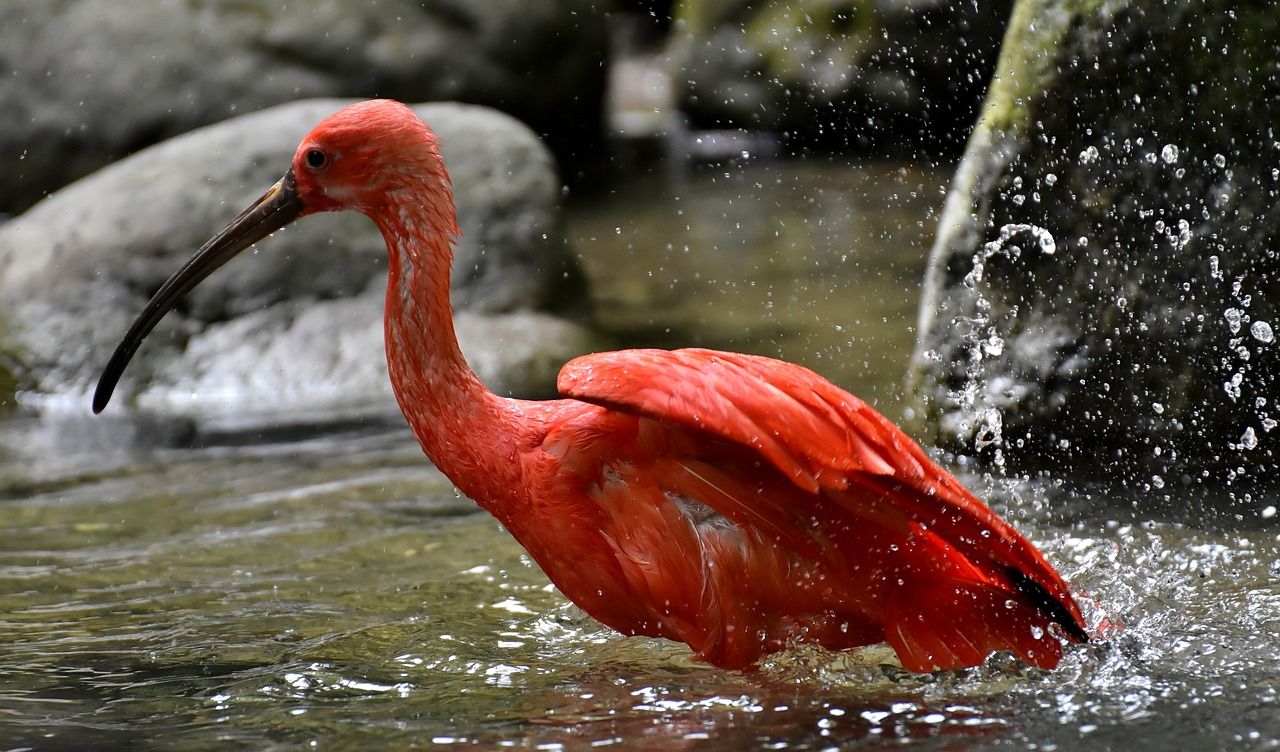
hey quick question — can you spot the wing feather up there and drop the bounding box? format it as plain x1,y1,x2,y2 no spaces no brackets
560,348,902,489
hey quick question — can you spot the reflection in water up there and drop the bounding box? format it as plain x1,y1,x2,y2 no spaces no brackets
2,161,1280,749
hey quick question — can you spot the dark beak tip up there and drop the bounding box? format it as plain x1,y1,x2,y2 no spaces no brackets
91,376,116,414
89,170,302,418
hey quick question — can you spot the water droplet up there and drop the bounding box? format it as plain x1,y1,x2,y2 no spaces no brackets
1161,144,1180,163
1214,153,1227,168
1176,219,1191,246
1241,426,1259,450
1225,308,1244,334
1037,232,1056,255
1250,320,1274,343
1225,372,1244,400
1262,505,1276,519
1152,475,1165,489
1153,402,1165,414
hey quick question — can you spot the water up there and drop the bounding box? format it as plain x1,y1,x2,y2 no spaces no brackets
3,160,1280,750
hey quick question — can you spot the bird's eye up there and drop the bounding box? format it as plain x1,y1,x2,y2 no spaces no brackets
304,148,327,170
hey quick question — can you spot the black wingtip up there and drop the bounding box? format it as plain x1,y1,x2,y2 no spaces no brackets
1005,567,1091,644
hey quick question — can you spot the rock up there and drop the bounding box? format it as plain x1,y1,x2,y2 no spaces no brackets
0,99,603,425
670,0,1012,154
0,0,607,213
909,0,1280,485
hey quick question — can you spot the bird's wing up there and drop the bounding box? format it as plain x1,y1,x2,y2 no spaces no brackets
559,347,953,498
558,348,1086,643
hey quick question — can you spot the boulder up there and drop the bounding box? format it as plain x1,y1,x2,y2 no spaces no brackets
0,0,607,213
909,0,1280,486
0,100,602,427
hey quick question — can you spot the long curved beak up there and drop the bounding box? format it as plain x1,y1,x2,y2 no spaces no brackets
92,169,305,414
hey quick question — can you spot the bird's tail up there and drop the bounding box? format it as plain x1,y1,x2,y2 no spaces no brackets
882,523,1088,673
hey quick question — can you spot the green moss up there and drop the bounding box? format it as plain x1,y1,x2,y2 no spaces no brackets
978,0,1127,136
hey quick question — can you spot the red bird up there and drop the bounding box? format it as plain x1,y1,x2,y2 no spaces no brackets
94,100,1088,673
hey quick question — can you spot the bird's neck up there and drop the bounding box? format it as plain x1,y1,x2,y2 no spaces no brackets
373,202,523,507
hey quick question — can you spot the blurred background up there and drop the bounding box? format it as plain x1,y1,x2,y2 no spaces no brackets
0,0,1013,430
0,0,1009,214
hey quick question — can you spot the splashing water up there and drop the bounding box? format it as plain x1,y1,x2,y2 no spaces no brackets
952,224,1060,465
964,223,1058,290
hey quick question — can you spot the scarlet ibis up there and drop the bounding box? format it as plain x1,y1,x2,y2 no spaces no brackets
94,100,1089,672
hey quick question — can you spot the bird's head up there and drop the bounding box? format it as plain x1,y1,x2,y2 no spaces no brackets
91,99,450,414
290,99,453,217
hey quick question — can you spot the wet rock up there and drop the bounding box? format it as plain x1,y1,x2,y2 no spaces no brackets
0,0,606,213
670,0,1012,154
0,99,603,424
909,0,1280,485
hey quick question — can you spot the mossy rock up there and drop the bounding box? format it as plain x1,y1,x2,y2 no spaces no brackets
911,0,1280,486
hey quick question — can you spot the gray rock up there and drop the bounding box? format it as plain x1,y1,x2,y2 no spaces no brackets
0,99,602,424
909,0,1280,485
0,0,607,213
